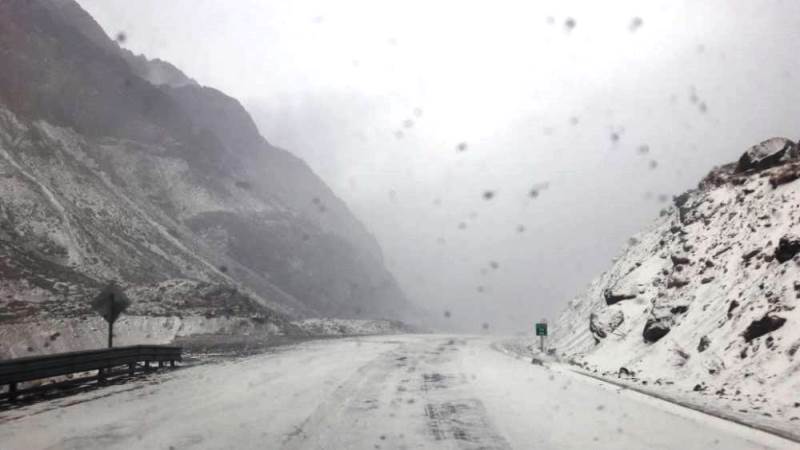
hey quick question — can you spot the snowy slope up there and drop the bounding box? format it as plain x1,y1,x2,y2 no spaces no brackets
553,137,800,425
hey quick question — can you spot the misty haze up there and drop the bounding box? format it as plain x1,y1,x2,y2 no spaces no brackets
0,1,799,449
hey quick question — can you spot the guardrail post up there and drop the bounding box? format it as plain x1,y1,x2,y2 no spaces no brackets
9,382,17,402
128,362,135,376
97,368,106,384
170,360,175,368
145,361,151,371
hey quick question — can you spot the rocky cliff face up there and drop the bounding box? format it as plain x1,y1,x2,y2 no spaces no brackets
553,137,800,420
0,0,414,355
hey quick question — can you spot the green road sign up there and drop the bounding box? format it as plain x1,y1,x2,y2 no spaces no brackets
535,323,548,336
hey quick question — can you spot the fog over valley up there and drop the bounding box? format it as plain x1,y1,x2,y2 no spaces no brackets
78,0,800,331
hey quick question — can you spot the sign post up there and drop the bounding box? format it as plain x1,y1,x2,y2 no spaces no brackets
91,282,131,348
535,320,548,353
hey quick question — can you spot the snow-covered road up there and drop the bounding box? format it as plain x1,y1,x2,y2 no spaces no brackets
0,335,796,449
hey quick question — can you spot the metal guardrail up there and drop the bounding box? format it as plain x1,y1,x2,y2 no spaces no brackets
0,345,182,402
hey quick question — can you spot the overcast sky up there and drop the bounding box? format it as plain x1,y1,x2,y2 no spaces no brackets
78,0,800,332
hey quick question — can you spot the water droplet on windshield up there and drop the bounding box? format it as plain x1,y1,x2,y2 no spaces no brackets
629,17,643,32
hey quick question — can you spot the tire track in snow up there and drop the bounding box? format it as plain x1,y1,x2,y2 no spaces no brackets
280,341,413,450
419,338,512,450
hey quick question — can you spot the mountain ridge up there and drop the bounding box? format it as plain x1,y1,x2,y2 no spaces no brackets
0,0,416,357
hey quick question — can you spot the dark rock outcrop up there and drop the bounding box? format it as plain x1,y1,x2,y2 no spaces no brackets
673,192,696,224
742,248,761,261
775,234,800,263
603,288,636,305
670,305,688,315
670,254,691,266
666,276,690,289
618,367,635,377
727,300,740,318
697,335,710,352
769,162,800,188
734,137,797,173
590,310,624,342
643,317,671,343
743,314,787,342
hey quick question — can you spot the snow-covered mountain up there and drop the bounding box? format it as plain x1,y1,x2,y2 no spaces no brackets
0,0,416,356
553,137,800,423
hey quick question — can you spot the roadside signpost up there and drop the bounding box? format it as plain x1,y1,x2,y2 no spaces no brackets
535,320,548,353
91,282,131,348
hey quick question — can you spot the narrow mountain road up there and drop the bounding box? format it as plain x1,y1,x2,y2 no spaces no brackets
0,335,795,449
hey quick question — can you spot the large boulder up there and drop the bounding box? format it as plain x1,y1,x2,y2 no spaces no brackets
769,162,800,187
775,234,800,263
643,317,671,343
673,191,700,225
697,335,711,352
666,276,690,289
603,288,636,305
742,314,786,342
670,254,691,266
734,137,797,173
590,310,625,342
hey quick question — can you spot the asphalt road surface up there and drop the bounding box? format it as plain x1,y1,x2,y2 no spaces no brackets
0,335,795,449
